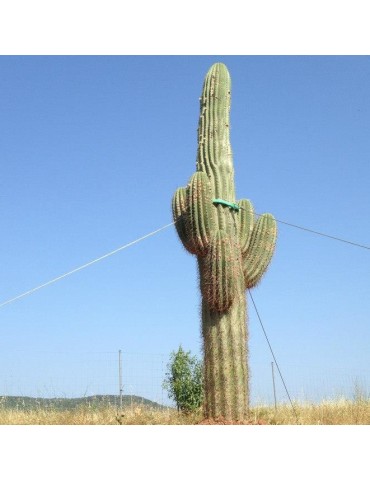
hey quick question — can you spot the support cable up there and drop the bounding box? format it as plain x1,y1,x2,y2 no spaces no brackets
248,289,300,424
0,221,175,309
0,210,368,310
256,213,370,251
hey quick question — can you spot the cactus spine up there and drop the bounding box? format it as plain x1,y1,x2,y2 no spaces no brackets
172,63,277,421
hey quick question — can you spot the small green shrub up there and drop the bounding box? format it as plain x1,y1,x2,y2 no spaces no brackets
163,346,203,414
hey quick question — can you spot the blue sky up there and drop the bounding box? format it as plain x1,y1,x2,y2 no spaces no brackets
0,56,369,404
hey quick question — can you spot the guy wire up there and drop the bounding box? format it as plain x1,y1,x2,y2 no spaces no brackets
248,289,300,424
0,221,176,309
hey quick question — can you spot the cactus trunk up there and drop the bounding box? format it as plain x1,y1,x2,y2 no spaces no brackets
172,63,277,421
201,272,249,419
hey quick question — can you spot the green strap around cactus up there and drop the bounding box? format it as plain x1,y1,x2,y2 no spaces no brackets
212,198,241,211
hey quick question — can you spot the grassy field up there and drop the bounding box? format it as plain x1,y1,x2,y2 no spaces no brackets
0,397,369,425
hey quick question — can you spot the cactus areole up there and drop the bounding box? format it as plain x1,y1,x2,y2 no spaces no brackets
172,63,277,421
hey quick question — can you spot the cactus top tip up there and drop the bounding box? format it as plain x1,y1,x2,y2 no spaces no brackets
202,63,231,96
201,63,231,100
206,62,229,74
206,62,230,78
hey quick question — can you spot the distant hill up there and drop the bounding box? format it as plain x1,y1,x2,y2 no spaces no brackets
0,395,165,411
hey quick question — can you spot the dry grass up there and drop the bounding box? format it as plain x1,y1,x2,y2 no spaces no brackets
252,397,370,425
0,397,369,425
0,405,202,425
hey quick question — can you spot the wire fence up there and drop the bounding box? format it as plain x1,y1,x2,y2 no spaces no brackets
250,361,370,405
0,349,368,408
0,350,168,406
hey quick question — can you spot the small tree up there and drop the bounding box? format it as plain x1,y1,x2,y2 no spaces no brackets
163,346,203,413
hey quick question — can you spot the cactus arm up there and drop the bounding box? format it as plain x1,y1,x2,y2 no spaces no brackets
243,213,277,288
237,199,254,254
172,186,194,254
187,172,215,256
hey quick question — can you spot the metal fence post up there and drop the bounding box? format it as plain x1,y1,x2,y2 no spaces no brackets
119,350,123,410
271,361,277,411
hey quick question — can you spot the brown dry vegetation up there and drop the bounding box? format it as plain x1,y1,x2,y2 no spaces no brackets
0,398,369,425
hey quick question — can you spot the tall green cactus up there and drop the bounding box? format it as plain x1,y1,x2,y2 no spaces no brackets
172,63,277,421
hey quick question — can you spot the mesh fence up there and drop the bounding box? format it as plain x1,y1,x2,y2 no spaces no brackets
0,349,368,406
